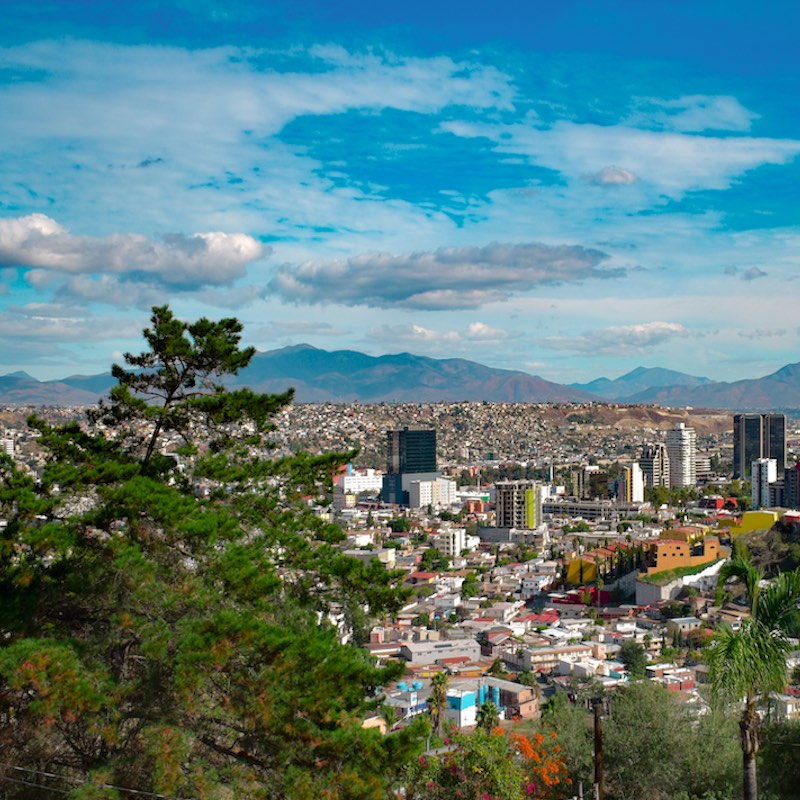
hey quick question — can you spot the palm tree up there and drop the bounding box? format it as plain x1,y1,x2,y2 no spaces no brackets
708,553,800,800
429,671,450,737
476,700,500,732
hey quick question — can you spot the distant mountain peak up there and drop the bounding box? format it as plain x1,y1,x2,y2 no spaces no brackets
572,365,712,401
1,350,798,409
271,343,319,354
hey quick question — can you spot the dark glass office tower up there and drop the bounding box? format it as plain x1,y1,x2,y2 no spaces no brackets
385,428,436,474
733,413,786,479
382,427,437,504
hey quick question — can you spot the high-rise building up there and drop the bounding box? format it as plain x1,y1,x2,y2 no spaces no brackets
382,428,438,505
617,463,645,503
570,465,608,500
783,463,800,510
495,480,542,529
640,443,670,488
666,423,697,488
385,427,437,474
752,458,778,509
733,413,787,479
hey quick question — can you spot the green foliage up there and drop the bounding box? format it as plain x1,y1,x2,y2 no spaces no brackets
639,559,723,586
488,657,507,677
758,720,800,800
91,305,289,465
460,571,480,598
708,551,800,800
0,306,418,800
476,700,500,732
619,640,647,679
405,730,525,800
420,547,449,572
604,682,740,800
428,671,449,737
388,517,411,533
537,691,593,790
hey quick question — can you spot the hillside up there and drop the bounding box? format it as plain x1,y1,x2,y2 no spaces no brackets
1,346,798,408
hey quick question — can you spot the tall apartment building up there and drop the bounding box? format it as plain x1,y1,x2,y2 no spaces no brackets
570,465,609,500
666,423,697,488
640,443,670,488
495,480,542,529
381,427,438,505
617,463,645,503
733,413,787,479
751,458,778,509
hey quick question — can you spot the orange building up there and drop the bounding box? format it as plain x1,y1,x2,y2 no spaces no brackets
642,536,720,577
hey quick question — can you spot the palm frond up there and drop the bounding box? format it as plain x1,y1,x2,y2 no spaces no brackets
716,551,763,609
756,570,800,632
708,619,791,704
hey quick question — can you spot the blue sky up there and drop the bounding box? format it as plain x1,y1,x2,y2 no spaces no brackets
1,1,799,385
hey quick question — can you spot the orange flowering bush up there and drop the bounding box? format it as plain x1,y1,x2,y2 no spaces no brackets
509,731,571,800
406,728,570,800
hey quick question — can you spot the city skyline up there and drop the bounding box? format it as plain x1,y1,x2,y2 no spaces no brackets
1,1,799,384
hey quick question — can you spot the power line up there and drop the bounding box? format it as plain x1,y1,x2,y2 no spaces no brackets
0,762,196,800
0,773,71,795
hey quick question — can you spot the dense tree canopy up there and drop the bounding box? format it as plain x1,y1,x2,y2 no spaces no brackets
0,306,419,800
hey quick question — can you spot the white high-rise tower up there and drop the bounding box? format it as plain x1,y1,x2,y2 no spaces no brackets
666,423,697,488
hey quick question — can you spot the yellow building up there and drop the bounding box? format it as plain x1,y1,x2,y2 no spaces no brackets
566,556,598,585
729,510,779,536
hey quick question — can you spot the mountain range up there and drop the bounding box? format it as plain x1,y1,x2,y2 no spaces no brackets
2,345,798,410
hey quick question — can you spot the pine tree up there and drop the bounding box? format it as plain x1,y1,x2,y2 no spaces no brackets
0,306,420,800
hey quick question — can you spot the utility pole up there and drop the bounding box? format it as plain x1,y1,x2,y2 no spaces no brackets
593,697,604,800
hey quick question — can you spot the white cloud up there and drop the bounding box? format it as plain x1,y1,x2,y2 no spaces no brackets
368,320,512,350
543,321,692,355
627,95,759,133
0,214,265,288
270,242,621,310
0,303,141,342
440,119,800,199
464,322,507,341
586,166,639,186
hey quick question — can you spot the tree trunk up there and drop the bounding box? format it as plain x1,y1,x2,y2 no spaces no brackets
740,700,759,800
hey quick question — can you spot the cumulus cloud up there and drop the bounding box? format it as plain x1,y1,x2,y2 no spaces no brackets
464,322,508,341
270,242,621,310
543,321,692,355
370,322,511,346
586,166,639,186
0,214,265,289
